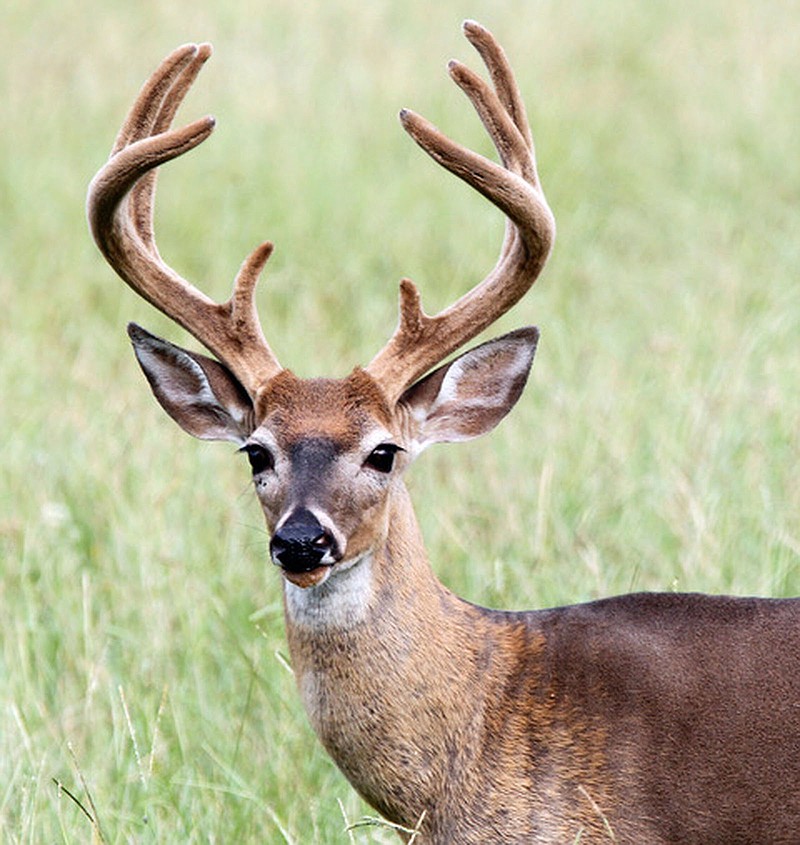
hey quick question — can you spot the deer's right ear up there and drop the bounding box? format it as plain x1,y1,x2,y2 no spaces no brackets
128,323,254,444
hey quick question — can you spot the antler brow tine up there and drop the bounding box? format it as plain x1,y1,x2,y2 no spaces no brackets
87,42,282,397
366,20,555,402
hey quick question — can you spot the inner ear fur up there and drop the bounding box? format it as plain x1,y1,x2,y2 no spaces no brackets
128,322,254,443
399,327,539,451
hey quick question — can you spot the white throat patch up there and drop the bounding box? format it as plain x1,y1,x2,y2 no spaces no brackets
284,553,374,629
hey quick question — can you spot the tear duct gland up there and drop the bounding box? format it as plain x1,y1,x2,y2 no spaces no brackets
88,21,800,845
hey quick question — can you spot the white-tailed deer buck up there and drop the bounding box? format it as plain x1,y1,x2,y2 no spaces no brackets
88,21,800,844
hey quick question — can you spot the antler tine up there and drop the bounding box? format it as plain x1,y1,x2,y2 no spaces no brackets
464,19,534,153
87,43,282,398
366,21,555,403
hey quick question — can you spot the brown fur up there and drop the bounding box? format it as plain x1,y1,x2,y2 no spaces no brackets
255,369,393,447
125,338,800,843
286,475,800,843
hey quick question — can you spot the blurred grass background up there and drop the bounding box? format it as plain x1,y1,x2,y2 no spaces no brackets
1,0,798,841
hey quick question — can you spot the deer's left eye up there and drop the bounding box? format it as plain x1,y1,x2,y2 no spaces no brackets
364,443,403,474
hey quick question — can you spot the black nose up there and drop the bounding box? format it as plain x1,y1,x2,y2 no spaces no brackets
270,508,336,572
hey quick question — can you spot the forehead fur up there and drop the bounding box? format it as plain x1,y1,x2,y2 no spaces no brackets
254,367,393,445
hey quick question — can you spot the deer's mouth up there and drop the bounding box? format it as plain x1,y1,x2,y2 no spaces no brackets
282,564,333,589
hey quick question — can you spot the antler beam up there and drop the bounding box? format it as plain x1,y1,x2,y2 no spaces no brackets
88,23,553,405
366,21,555,402
86,43,282,397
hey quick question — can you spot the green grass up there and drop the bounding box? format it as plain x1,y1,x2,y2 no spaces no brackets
1,0,798,841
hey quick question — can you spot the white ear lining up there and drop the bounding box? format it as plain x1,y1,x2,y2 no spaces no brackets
405,332,536,456
134,336,253,429
130,330,253,444
135,341,220,409
431,338,533,415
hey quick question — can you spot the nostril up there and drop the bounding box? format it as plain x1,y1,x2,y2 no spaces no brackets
313,531,332,548
269,534,288,557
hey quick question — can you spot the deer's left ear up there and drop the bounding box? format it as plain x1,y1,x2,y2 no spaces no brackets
399,327,538,455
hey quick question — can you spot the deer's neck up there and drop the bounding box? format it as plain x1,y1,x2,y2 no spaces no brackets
282,483,500,825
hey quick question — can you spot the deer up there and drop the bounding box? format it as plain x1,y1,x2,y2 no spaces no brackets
87,20,800,844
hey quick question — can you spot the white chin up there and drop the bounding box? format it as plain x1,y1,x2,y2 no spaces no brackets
283,553,374,629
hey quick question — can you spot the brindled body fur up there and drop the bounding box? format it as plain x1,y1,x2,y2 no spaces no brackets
285,469,800,844
87,22,800,844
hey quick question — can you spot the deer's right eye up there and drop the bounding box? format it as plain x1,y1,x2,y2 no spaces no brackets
241,444,274,475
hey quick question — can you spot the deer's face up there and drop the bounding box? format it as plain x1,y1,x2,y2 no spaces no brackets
243,370,408,589
89,23,553,597
128,325,539,591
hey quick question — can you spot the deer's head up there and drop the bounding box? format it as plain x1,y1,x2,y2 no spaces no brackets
87,23,554,591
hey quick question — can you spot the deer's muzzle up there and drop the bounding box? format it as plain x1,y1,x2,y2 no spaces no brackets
270,508,339,579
